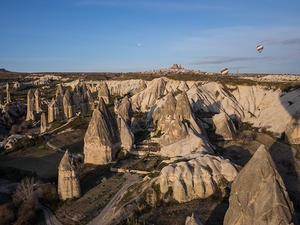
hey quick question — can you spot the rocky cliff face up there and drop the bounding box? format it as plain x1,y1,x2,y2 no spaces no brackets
58,150,81,200
83,98,120,165
159,154,237,203
285,112,300,144
115,96,133,125
223,145,296,225
117,116,135,152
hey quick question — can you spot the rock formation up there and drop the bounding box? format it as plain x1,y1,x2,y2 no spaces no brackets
34,88,41,113
48,98,60,123
131,77,166,111
55,84,64,111
83,98,120,165
285,112,300,144
63,89,75,119
185,213,203,225
98,83,111,104
212,112,236,140
40,112,47,133
26,89,35,121
6,83,11,104
223,145,295,225
58,150,81,200
117,116,134,152
115,96,133,125
159,154,237,203
152,91,212,157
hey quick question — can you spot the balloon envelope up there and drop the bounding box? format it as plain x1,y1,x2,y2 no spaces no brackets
220,67,229,75
257,45,264,53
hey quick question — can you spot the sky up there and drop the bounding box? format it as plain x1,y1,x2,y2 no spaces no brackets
1,0,300,73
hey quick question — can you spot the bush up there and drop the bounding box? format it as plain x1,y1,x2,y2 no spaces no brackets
0,203,16,225
13,177,35,205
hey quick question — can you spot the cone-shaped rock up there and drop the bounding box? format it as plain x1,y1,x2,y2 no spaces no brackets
98,83,111,104
212,112,236,140
34,89,41,113
63,89,75,119
55,84,64,110
6,83,11,104
48,98,60,123
185,213,203,225
115,96,133,125
84,98,120,165
58,150,81,200
223,145,295,225
40,112,47,133
117,116,134,152
26,89,35,121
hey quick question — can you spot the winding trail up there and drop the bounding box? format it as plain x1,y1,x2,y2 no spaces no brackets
88,174,140,225
34,191,63,225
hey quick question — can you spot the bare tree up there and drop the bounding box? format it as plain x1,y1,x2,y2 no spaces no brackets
13,177,35,204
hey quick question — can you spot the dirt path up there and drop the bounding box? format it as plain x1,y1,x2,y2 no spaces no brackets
88,174,140,225
34,191,63,225
48,117,76,135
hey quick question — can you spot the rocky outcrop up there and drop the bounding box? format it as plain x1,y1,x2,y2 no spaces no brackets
223,145,295,225
26,89,35,121
159,154,237,203
48,98,60,123
115,96,133,125
117,116,134,152
63,89,75,119
212,112,236,140
285,113,300,144
55,84,64,111
6,83,11,104
131,78,166,111
152,91,212,157
34,89,41,113
58,150,81,200
98,83,111,104
185,213,203,225
0,102,26,136
40,112,47,133
83,98,120,165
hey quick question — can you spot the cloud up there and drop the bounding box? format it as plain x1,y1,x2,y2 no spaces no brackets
281,38,300,45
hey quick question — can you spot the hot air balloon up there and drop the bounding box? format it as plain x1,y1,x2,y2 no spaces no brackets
257,45,264,53
220,67,229,75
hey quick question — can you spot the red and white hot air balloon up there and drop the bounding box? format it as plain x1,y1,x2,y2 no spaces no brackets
257,44,264,53
220,67,229,75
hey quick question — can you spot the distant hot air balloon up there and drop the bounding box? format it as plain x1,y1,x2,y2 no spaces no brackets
220,67,229,75
257,45,264,53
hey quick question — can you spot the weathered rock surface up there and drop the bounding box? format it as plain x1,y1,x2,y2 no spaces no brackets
131,77,166,111
185,213,203,225
48,98,60,123
117,116,134,152
6,83,11,104
98,83,111,104
40,112,47,133
151,91,212,157
84,98,120,165
223,145,295,225
63,89,75,119
115,96,133,125
58,150,81,200
0,102,26,136
56,84,64,111
34,88,41,113
285,113,300,144
212,112,236,140
159,154,237,203
26,89,35,121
